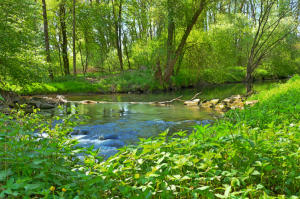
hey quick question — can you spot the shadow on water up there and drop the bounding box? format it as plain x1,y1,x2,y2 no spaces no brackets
65,80,279,102
51,81,280,158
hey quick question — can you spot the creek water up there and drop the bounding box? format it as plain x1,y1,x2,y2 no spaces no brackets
54,81,277,158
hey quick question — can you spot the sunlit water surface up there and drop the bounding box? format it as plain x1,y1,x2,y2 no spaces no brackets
50,81,278,158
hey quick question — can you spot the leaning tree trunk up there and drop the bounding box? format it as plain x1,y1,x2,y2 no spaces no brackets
164,0,206,82
42,0,53,79
59,1,70,76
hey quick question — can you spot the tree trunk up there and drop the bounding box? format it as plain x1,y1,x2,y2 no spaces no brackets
42,0,53,79
57,43,63,76
149,20,153,40
56,26,64,76
59,1,70,76
164,0,206,82
84,35,89,74
78,42,85,75
246,63,254,94
240,0,246,13
72,0,77,75
112,0,123,71
234,0,237,13
166,0,175,76
123,34,131,69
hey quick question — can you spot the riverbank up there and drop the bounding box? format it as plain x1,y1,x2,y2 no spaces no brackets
3,69,288,96
0,75,299,198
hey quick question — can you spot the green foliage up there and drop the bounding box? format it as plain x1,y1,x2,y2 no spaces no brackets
97,70,162,93
1,75,299,198
0,108,103,198
22,80,99,95
0,0,299,93
93,76,300,198
0,94,4,102
0,0,47,85
15,70,162,95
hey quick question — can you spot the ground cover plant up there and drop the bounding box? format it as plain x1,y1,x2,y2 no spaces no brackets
11,70,162,95
13,68,280,96
94,75,300,198
1,76,299,198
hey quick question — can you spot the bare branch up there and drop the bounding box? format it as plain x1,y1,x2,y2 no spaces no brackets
190,92,201,101
154,96,183,105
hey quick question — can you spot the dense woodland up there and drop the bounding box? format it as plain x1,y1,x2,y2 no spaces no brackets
0,0,299,94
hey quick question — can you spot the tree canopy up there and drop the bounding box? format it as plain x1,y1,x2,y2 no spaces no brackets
0,0,299,92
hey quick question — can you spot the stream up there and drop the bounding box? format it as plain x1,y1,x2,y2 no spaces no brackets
51,81,277,158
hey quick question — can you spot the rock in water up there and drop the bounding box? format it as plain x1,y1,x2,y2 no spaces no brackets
56,95,68,103
200,101,213,108
222,98,233,104
245,100,259,106
210,99,220,105
184,99,200,106
215,103,227,110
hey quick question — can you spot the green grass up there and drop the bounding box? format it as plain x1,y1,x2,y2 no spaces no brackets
17,70,163,95
22,80,100,95
0,76,299,198
10,66,286,95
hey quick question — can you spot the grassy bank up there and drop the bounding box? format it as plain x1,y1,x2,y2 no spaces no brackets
9,70,161,95
6,68,285,95
0,76,299,198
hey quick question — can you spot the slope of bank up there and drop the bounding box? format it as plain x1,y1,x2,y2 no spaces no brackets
0,75,299,198
4,69,288,95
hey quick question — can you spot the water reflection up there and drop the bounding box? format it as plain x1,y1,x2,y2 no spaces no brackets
50,81,280,158
65,80,279,102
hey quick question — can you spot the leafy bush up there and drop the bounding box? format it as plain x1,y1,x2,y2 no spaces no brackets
0,108,104,198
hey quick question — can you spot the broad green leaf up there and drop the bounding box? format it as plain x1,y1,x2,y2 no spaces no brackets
0,169,13,181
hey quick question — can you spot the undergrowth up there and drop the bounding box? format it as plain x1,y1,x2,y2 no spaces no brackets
16,70,162,95
8,67,280,95
0,76,299,198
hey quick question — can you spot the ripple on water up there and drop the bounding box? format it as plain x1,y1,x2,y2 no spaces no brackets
71,119,212,158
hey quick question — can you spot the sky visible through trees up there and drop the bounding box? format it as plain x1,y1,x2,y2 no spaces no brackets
0,0,299,92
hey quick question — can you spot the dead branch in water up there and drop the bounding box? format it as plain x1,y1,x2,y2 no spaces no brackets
190,92,201,101
153,95,183,105
68,92,201,105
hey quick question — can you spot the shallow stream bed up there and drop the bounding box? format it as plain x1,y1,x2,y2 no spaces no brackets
50,81,278,158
